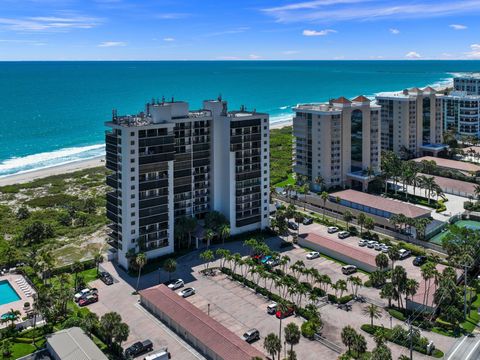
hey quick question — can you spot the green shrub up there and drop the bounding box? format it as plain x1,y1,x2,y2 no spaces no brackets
397,242,426,256
435,318,454,331
436,199,447,213
363,280,372,288
26,194,79,208
338,295,354,304
388,308,406,321
327,294,337,303
301,321,317,339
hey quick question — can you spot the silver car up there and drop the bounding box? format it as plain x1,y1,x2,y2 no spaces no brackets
178,287,196,298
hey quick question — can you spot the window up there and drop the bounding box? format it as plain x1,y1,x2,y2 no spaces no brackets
131,238,136,243
131,203,135,208
130,158,135,163
131,185,135,190
130,194,135,199
130,150,135,154
130,141,135,145
131,221,135,225
131,212,135,216
131,230,135,234
130,132,135,136
131,167,135,172
131,176,135,181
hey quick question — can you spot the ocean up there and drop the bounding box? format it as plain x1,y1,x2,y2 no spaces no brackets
0,60,479,177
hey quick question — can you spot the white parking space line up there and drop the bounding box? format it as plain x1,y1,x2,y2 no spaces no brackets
466,339,480,360
447,336,468,360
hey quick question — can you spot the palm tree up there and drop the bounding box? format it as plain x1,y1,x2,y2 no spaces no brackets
364,216,375,233
387,246,400,270
314,176,325,190
421,262,437,308
341,325,357,353
357,212,366,235
320,191,329,220
474,184,480,201
391,266,407,309
276,301,289,358
343,210,354,230
351,333,368,359
363,304,382,327
375,253,389,270
405,278,419,304
135,253,147,293
94,252,103,276
348,276,362,297
421,176,437,204
205,228,215,248
5,308,20,329
71,261,83,291
380,282,395,308
163,258,177,281
263,333,282,359
82,311,99,337
336,279,348,299
218,223,230,244
284,322,300,359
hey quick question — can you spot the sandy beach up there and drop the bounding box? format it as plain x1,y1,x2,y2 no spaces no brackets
0,156,105,187
270,119,292,129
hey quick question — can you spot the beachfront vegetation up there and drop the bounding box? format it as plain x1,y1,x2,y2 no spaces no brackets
270,126,293,186
0,167,109,268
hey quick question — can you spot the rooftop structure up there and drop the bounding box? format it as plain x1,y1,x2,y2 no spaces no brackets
293,95,381,191
413,156,480,176
376,87,443,158
454,73,480,95
105,98,270,269
330,189,431,219
419,173,477,198
46,327,108,360
140,285,265,360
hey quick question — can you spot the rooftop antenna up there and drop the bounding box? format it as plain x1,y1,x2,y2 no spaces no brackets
240,105,245,112
171,96,174,103
112,109,117,121
218,94,222,101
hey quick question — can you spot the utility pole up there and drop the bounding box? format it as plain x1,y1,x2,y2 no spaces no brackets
407,317,413,360
464,263,468,321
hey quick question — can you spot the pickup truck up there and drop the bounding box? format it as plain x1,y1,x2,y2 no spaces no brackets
125,339,153,358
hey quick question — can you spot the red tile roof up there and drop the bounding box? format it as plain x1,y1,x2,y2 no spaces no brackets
413,156,480,174
422,86,436,93
332,96,352,104
419,173,476,196
300,233,377,268
352,95,370,102
331,189,431,219
139,285,265,360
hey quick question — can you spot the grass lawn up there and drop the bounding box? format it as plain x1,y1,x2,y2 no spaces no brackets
8,339,46,359
274,173,295,188
461,293,480,333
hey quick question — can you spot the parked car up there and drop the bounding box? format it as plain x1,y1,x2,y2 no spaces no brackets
302,217,313,225
144,349,171,360
78,294,98,307
374,243,384,251
266,258,280,267
367,241,378,248
381,246,390,253
306,251,320,260
327,226,339,234
261,255,272,264
276,306,295,319
125,340,153,358
242,329,260,343
338,231,350,239
288,221,299,231
251,254,264,263
358,239,367,247
398,249,411,259
267,303,277,315
74,288,97,302
342,265,357,275
413,255,427,266
99,272,114,285
178,287,196,298
167,279,184,290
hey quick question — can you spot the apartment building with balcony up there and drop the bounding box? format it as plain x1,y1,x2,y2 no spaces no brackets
376,87,444,158
105,98,269,269
441,92,480,138
454,74,480,95
293,95,381,191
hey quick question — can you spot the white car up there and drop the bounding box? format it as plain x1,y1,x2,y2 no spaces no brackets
374,243,384,251
381,245,391,253
327,226,339,234
358,240,367,247
167,279,184,290
399,249,411,259
178,287,196,298
306,251,320,260
74,288,91,302
367,241,378,248
338,231,350,239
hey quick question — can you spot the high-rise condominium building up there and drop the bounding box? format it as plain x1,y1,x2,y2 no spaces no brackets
293,96,381,191
454,74,480,95
105,98,270,269
376,87,443,157
441,92,480,137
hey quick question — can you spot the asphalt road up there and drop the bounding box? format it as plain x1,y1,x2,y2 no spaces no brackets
445,335,480,360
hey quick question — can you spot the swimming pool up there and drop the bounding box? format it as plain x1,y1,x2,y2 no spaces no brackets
430,220,480,245
0,280,21,306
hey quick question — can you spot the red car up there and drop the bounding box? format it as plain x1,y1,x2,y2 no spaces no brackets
79,294,98,307
276,307,294,319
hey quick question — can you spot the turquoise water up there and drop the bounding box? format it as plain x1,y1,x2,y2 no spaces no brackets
1,60,480,177
0,280,21,306
430,220,480,245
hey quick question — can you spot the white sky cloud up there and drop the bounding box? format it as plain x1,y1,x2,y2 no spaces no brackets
303,29,337,36
263,1,480,23
163,37,175,42
0,14,101,32
466,44,480,59
249,54,261,59
405,51,421,59
98,41,126,47
449,24,467,30
389,28,400,34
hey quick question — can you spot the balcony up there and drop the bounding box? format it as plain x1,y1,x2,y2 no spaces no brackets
106,174,118,188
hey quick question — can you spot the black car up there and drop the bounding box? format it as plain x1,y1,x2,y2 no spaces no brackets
413,256,427,266
100,272,114,285
302,217,313,225
124,340,153,358
287,221,298,231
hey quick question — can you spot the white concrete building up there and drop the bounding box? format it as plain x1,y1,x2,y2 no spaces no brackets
454,74,480,95
105,98,270,269
293,96,381,191
441,91,480,137
376,87,444,158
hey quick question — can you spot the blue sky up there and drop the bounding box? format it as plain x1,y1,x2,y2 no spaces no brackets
1,0,480,60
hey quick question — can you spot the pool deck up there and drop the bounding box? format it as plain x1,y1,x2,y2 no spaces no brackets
0,274,36,328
